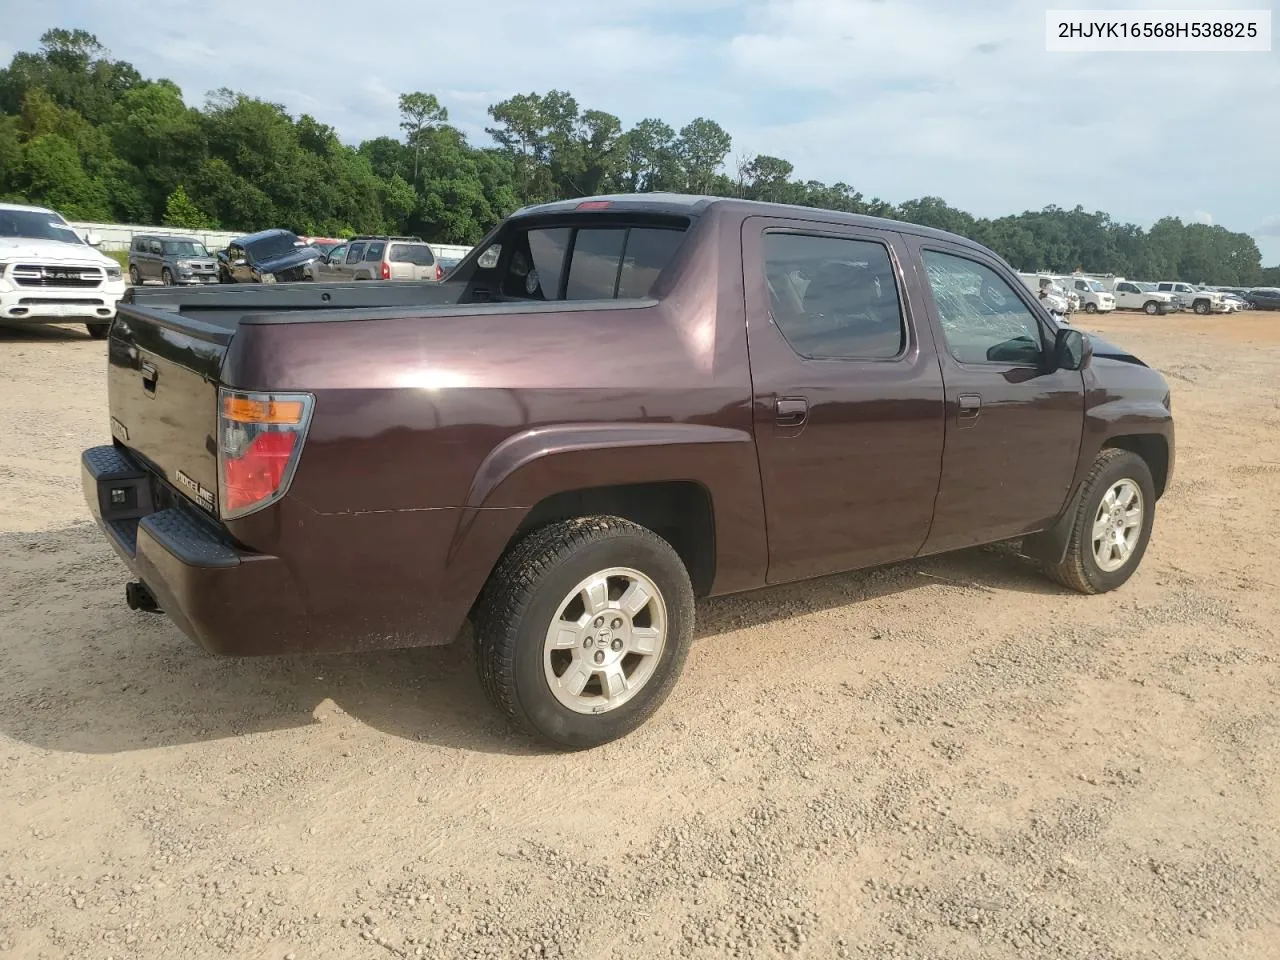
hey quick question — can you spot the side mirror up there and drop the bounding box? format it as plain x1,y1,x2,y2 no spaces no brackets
85,231,102,247
234,258,247,267
1053,327,1092,371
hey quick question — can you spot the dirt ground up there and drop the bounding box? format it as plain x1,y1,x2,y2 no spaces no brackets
1,310,1278,960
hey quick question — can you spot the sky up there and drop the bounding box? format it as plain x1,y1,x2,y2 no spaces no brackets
3,0,1278,263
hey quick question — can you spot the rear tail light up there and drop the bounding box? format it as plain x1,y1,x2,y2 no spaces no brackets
217,388,315,518
380,260,391,280
434,263,443,281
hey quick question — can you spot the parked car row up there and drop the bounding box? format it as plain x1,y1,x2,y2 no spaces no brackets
128,228,448,287
1017,270,1274,317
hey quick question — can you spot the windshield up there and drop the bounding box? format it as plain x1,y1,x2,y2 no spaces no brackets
1086,279,1104,292
0,209,84,244
245,233,305,261
163,240,210,258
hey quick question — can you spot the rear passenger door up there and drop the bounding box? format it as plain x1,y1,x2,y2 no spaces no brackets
903,239,1085,553
361,241,386,280
744,217,947,584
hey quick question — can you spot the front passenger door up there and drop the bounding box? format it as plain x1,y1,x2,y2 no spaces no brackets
907,241,1085,554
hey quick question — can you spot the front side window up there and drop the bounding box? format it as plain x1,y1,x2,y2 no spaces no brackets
762,232,905,360
327,245,347,262
922,249,1045,366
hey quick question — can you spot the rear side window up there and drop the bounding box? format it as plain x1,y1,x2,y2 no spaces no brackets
364,241,386,262
389,243,435,265
763,233,905,360
345,242,366,264
149,240,163,255
617,229,686,298
133,238,146,252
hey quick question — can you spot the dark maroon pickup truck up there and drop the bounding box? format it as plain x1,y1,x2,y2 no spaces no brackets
83,194,1174,748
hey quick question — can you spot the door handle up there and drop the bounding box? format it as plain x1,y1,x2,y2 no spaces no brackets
775,397,808,426
140,361,158,395
957,393,981,421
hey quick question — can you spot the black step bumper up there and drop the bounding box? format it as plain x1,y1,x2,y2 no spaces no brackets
81,444,306,656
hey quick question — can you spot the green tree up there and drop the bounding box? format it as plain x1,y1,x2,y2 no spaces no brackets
162,184,217,229
675,118,732,194
398,91,447,186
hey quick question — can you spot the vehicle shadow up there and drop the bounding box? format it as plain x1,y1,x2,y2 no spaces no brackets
0,321,98,342
0,523,1068,758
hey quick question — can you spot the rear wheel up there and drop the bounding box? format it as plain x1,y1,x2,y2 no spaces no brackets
1042,448,1155,594
474,517,694,749
128,265,140,286
85,321,110,339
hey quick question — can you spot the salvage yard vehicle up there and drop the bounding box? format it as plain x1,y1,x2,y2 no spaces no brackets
128,234,220,286
1062,276,1116,314
308,236,443,282
1156,281,1232,315
216,229,321,283
1246,287,1280,310
1107,278,1176,315
0,201,126,338
82,194,1175,748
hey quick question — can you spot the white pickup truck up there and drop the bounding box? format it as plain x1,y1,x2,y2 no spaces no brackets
1155,281,1233,315
1061,276,1116,314
0,202,126,339
1106,279,1177,315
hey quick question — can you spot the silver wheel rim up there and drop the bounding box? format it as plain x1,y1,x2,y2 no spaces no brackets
543,567,667,715
1092,480,1143,573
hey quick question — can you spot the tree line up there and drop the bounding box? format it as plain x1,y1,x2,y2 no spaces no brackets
2,28,1275,285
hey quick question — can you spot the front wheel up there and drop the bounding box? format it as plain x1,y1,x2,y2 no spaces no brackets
1193,300,1210,315
161,268,174,286
85,321,110,339
1084,302,1098,314
474,517,694,749
1042,448,1155,594
1143,301,1159,316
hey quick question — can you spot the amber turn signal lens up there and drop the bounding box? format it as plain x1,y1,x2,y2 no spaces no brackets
221,396,306,424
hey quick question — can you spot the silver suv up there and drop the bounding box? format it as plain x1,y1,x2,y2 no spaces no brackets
128,234,219,286
310,236,442,282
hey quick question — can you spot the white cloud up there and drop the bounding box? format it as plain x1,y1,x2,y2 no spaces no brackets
1192,211,1214,225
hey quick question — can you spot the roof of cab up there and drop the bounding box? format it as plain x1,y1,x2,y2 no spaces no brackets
510,193,993,256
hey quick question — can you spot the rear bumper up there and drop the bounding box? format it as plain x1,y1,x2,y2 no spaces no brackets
82,444,308,656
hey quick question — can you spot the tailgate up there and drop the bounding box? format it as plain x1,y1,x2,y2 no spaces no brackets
107,304,230,516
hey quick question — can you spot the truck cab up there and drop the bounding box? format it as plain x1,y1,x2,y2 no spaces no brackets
1108,278,1176,315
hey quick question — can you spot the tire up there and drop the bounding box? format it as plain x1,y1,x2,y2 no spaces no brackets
128,266,140,286
161,268,174,286
219,268,233,284
85,321,110,339
473,516,695,749
1042,448,1155,595
1084,302,1097,314
1143,301,1159,316
1193,300,1210,316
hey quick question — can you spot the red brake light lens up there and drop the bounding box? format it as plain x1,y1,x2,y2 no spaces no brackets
435,263,443,281
380,260,391,280
223,430,297,514
218,389,314,518
576,200,612,211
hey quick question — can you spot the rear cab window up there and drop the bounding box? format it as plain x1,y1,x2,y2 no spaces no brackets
487,218,688,302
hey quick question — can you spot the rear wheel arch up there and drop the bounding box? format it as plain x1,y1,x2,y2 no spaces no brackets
501,481,717,598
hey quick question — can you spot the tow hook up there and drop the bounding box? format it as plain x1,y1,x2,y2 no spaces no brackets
125,580,161,613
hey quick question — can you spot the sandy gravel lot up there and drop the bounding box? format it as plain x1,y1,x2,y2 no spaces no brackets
1,310,1278,960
